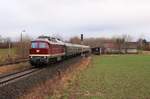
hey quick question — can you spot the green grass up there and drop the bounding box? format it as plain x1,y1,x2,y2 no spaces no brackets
66,55,150,99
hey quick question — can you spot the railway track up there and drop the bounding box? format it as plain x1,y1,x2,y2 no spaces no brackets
0,67,40,87
0,56,84,99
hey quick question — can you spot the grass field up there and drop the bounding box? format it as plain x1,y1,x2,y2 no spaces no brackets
64,55,150,99
0,48,17,63
0,48,16,56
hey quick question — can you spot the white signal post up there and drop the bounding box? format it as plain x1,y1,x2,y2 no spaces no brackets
21,30,26,57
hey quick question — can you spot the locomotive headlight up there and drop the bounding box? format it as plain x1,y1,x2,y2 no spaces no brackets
44,56,47,58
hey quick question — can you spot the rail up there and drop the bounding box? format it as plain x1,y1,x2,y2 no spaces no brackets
0,68,40,87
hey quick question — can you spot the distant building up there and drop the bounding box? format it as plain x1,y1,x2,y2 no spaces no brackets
91,47,105,55
121,42,138,54
103,42,120,54
91,42,138,55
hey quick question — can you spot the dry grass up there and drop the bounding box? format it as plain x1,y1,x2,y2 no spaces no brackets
141,51,150,55
0,62,31,74
0,48,17,63
20,57,91,99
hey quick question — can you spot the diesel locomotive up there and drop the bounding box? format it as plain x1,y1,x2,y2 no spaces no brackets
29,36,90,66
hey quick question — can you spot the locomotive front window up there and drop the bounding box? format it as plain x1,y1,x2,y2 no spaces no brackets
31,42,38,48
39,42,48,48
31,42,48,48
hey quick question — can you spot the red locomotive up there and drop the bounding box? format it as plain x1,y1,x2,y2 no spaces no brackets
29,36,90,66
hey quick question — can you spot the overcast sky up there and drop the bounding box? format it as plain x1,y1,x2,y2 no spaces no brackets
0,0,150,41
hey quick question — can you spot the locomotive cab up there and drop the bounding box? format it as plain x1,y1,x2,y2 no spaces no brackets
29,41,50,66
29,36,66,66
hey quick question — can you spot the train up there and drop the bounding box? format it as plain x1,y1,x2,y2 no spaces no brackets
29,36,90,66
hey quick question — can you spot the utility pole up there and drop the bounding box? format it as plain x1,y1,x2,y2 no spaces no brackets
21,30,25,57
21,32,22,44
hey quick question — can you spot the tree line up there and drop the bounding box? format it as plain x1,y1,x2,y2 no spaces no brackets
69,34,150,51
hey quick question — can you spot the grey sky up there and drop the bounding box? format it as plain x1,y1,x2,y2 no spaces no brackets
0,0,150,40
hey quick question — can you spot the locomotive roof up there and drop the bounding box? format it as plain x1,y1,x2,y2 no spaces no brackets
32,37,65,45
32,36,90,48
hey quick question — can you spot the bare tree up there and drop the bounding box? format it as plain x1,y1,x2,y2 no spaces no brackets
115,38,125,53
137,38,148,50
83,37,114,48
111,34,133,54
69,36,81,44
122,34,133,53
16,34,31,58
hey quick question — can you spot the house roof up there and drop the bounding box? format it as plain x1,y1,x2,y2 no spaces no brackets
103,42,119,49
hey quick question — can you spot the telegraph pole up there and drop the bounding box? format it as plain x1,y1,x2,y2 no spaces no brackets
21,30,25,57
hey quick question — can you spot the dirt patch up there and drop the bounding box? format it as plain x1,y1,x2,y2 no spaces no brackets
0,62,31,74
20,57,91,99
